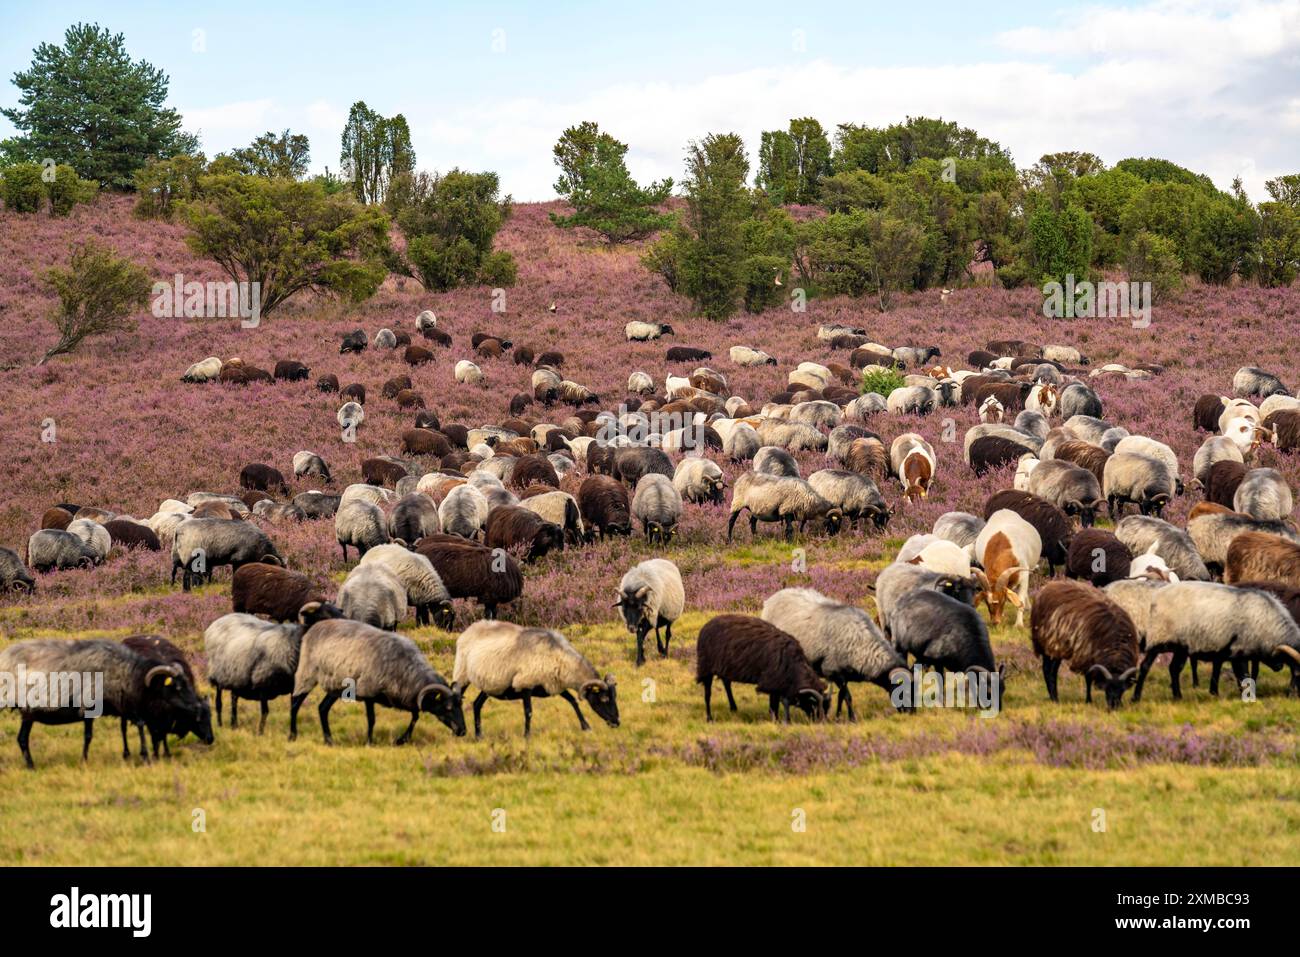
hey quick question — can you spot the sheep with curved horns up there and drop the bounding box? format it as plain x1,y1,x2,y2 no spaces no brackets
1029,458,1104,527
889,589,1002,707
290,619,465,745
761,587,907,721
453,620,619,737
170,518,282,591
673,457,726,505
974,509,1041,627
616,559,685,666
1102,452,1174,519
870,563,979,639
808,469,890,530
1030,581,1140,709
631,473,682,544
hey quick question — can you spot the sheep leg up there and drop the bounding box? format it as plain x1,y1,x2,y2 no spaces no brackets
365,701,376,745
1230,659,1247,688
662,621,672,657
317,690,341,745
1132,648,1163,703
1041,656,1059,702
120,718,130,759
258,700,269,736
723,679,738,712
702,676,714,722
726,511,740,542
473,692,488,738
560,691,590,731
635,624,647,668
1190,660,1199,687
838,682,856,722
395,713,418,746
18,717,35,770
1251,660,1260,682
749,515,758,538
230,693,239,729
339,543,348,562
1209,659,1223,697
214,686,223,727
83,719,95,762
768,693,781,720
654,623,664,656
137,724,149,763
521,692,533,737
288,693,307,741
783,517,795,542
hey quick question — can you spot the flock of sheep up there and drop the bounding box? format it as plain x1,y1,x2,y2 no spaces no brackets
3,308,1300,768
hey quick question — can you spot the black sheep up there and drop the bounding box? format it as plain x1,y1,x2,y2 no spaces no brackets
612,446,673,487
968,435,1034,475
240,463,289,494
103,519,161,552
483,506,564,562
578,475,631,538
695,615,829,723
340,329,367,354
665,345,712,362
274,360,309,381
413,535,523,618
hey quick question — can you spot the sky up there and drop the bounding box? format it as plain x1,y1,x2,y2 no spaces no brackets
1,0,1298,201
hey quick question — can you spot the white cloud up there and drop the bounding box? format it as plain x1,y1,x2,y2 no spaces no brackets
180,98,276,138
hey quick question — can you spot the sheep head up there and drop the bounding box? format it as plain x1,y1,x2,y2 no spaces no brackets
417,682,466,736
580,676,620,728
1087,664,1138,710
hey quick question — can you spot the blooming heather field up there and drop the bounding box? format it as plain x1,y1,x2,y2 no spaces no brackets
1,196,1299,865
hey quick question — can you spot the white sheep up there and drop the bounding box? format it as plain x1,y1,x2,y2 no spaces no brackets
616,559,685,665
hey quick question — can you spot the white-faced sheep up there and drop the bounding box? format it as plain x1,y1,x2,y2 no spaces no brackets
761,587,907,720
616,559,685,665
890,433,936,502
673,457,726,505
453,620,619,737
334,499,390,560
290,618,465,744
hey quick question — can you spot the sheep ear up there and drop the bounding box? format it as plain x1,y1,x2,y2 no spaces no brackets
1005,590,1024,608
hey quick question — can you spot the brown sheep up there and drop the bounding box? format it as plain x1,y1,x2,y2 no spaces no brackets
317,374,339,393
695,615,829,723
509,393,532,416
476,338,504,359
402,429,452,458
513,345,536,366
421,326,452,347
483,505,565,562
361,457,408,488
1224,532,1300,589
1193,394,1225,432
496,438,540,458
40,507,73,530
231,563,328,621
510,454,559,490
190,501,240,520
274,360,309,381
395,389,425,409
104,519,162,552
404,345,434,366
1065,528,1131,586
341,383,366,404
441,424,469,449
970,381,1025,412
1053,440,1111,488
414,410,441,432
1264,409,1300,452
1030,581,1139,708
843,437,889,480
382,375,413,399
413,534,523,618
1204,459,1249,509
578,475,632,538
241,490,271,510
536,350,564,367
240,463,289,494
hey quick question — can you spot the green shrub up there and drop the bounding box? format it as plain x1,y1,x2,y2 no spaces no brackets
133,154,206,220
1,161,96,215
860,367,906,396
39,239,151,364
1124,230,1184,303
1,162,46,212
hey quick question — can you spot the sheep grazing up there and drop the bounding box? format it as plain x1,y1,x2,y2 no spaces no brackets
1103,452,1174,519
1224,531,1300,589
1028,459,1104,527
886,386,936,416
510,453,559,490
40,506,74,530
625,320,673,341
631,473,683,544
1024,383,1059,417
454,359,485,385
753,446,800,478
290,618,465,745
0,638,211,768
1193,435,1246,485
1132,581,1300,700
1052,439,1111,489
103,519,161,552
231,563,328,622
1188,510,1300,574
274,359,309,382
616,559,685,666
1042,344,1088,365
334,499,390,561
1030,581,1140,708
117,635,211,758
984,489,1071,575
727,472,843,542
808,469,890,530
1112,516,1209,582
170,518,281,591
890,433,936,502
889,589,1001,705
871,563,979,638
240,463,289,494
292,451,332,484
578,475,633,538
1232,468,1293,521
1203,459,1248,508
979,395,1005,423
666,345,712,362
1065,528,1132,586
452,619,618,737
673,457,726,505
974,509,1042,627
484,505,564,561
413,535,524,619
1233,366,1290,399
1059,383,1103,420
439,483,490,539
967,434,1038,475
182,356,223,383
294,491,341,519
0,547,35,593
337,562,407,630
65,519,112,565
388,494,441,544
761,588,907,720
359,543,455,628
695,615,829,723
730,345,777,366
340,329,368,354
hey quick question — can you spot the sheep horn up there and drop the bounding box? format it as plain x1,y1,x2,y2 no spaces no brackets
994,566,1024,590
1117,667,1139,684
580,679,606,694
972,568,991,590
1277,646,1300,665
417,682,452,709
1087,664,1114,681
144,664,180,685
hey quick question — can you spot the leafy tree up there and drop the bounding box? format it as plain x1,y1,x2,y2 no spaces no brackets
549,122,673,244
2,24,195,189
756,118,831,204
229,129,311,179
339,102,415,204
1257,201,1300,287
795,209,924,309
675,133,752,321
1115,157,1218,194
133,153,207,220
1125,230,1184,302
819,169,886,212
394,169,516,290
1071,167,1144,265
740,205,796,312
180,173,390,317
1266,174,1300,211
38,240,151,364
833,116,1012,175
1025,203,1093,285
640,221,688,293
1192,192,1258,285
1119,181,1205,264
1,161,96,215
